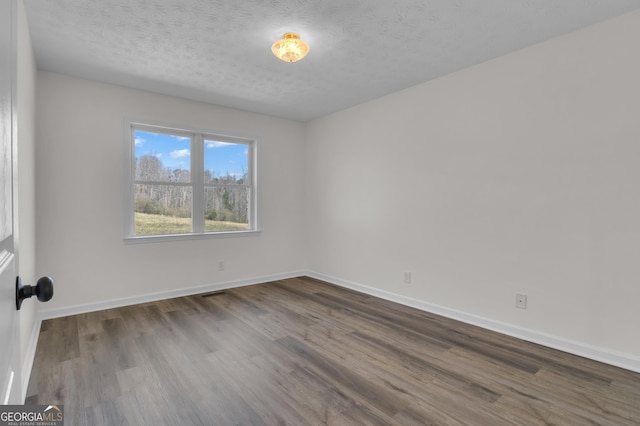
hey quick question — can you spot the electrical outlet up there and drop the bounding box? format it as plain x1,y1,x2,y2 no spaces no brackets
218,260,225,271
516,293,527,309
403,271,412,284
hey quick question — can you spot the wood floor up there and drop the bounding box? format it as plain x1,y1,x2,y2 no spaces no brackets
26,276,640,425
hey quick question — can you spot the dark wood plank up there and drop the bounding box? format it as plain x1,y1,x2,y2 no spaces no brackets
26,277,640,425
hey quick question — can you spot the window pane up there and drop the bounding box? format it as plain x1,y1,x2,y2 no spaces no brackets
204,186,250,231
203,140,248,184
134,184,192,235
135,131,191,182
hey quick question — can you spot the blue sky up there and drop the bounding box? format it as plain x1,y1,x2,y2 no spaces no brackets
134,131,248,178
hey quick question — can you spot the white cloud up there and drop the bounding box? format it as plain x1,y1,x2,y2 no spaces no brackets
170,149,190,158
206,141,233,148
154,153,162,158
134,137,145,145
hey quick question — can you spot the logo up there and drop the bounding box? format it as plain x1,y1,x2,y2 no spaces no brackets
0,404,64,426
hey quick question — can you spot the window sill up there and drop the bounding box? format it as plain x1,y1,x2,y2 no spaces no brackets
123,229,261,244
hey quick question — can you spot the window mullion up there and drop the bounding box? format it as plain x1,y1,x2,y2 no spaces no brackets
192,133,205,233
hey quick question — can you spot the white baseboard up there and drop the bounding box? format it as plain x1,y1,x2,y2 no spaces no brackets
306,271,640,374
37,270,306,320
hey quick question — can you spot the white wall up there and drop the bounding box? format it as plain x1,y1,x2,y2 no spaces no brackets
32,9,640,371
35,72,307,310
16,0,38,396
306,10,640,363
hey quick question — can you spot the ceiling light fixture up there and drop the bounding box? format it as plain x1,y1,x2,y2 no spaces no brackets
271,32,309,63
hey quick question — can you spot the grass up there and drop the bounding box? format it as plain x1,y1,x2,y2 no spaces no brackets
135,212,249,235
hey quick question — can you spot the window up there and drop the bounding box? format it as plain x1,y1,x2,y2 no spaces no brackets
125,122,258,240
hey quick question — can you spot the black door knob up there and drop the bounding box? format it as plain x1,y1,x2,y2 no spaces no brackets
16,276,54,310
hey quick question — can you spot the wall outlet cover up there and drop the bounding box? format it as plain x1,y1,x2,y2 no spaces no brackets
516,293,527,309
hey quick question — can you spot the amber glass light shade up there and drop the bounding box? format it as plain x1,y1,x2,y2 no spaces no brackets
271,32,309,63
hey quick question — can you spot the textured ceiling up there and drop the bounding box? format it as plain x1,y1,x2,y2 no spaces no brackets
23,0,640,122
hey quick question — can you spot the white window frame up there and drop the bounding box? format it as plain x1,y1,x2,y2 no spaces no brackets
124,120,259,242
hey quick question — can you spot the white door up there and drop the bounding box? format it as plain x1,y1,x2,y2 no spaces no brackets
0,0,22,405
